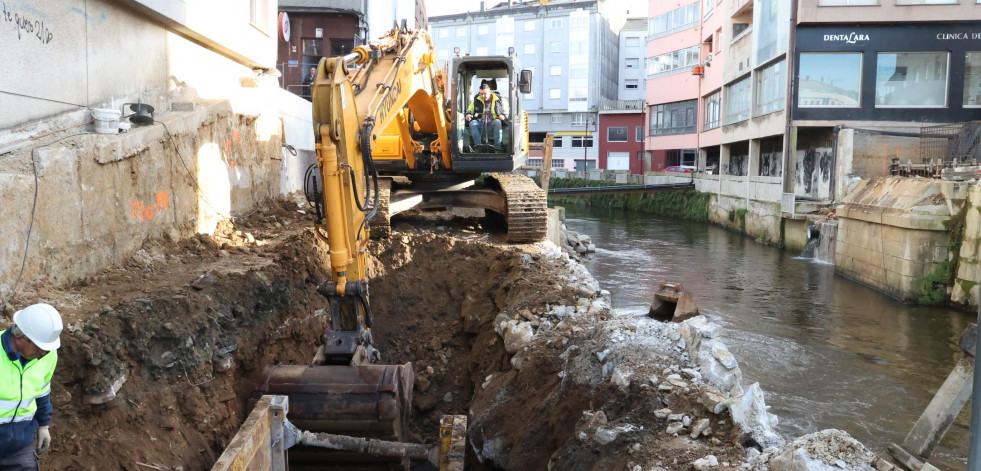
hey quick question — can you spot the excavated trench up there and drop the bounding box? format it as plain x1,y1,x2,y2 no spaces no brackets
34,203,607,471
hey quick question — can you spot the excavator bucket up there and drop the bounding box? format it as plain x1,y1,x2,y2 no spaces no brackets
255,363,415,470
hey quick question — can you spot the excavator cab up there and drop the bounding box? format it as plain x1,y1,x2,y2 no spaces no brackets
450,56,533,173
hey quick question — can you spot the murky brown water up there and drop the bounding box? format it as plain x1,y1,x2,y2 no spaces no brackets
562,204,973,470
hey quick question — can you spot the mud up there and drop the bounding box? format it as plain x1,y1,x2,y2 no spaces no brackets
2,197,862,471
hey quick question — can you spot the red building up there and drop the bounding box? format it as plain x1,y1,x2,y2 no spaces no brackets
277,3,366,100
598,100,646,174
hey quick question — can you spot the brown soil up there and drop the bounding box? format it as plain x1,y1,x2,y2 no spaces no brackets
4,198,746,471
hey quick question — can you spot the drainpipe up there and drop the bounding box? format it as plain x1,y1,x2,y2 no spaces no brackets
830,124,841,202
782,0,799,198
972,305,981,471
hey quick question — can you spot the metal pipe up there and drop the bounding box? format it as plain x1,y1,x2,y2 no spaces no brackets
968,303,981,471
300,431,438,465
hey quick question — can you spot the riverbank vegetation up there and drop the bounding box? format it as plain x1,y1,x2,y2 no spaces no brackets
545,177,711,222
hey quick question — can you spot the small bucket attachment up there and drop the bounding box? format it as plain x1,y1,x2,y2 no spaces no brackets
648,281,699,323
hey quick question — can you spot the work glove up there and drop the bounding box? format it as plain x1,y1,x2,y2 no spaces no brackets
36,426,51,454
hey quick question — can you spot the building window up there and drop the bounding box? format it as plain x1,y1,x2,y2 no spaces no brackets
966,52,981,107
818,0,877,4
552,159,565,168
528,114,538,124
625,79,639,89
570,41,588,54
478,25,488,35
551,114,563,123
648,2,700,39
550,65,562,76
571,136,594,147
725,76,751,124
476,46,488,56
457,26,466,37
439,28,449,38
704,90,721,130
550,88,562,99
799,53,862,107
250,0,270,34
570,64,588,79
524,44,535,54
528,159,543,167
703,0,716,15
572,113,586,126
570,16,587,30
625,58,639,68
754,59,786,116
650,99,697,136
608,127,628,142
569,87,587,103
524,21,536,32
896,0,956,4
550,19,562,29
626,37,640,47
635,126,644,142
647,46,700,77
550,42,561,53
875,52,948,107
554,136,564,147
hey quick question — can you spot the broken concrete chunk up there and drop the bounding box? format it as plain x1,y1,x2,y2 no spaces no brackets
654,408,672,419
692,455,718,470
503,321,534,354
84,373,127,405
596,348,611,362
191,272,217,290
594,426,618,445
665,422,684,435
611,365,633,389
690,418,710,438
729,383,784,449
712,342,738,369
768,429,875,471
681,368,703,381
700,388,729,415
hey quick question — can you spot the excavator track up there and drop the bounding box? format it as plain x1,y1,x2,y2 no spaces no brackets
490,173,548,243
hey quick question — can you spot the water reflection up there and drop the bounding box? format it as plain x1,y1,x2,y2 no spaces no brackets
562,205,972,470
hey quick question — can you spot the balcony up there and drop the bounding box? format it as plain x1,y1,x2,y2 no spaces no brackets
599,99,646,114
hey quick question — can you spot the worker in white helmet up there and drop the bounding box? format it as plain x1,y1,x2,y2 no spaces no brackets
0,303,62,470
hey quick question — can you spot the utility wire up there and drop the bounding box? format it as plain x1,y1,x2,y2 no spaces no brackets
0,90,90,109
1,132,90,310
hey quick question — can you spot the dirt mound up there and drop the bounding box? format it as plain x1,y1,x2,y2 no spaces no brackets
8,199,766,470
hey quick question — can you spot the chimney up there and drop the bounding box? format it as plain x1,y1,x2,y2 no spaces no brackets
480,1,485,11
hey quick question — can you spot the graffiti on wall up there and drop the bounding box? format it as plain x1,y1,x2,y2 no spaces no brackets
1,2,54,44
795,147,832,199
759,150,782,177
729,154,748,176
129,191,169,222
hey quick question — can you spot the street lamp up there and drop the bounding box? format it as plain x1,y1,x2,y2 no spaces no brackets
580,113,595,173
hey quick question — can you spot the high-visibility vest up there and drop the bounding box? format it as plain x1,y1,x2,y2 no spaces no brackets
0,330,57,425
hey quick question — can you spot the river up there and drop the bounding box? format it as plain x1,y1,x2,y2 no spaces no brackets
561,204,973,470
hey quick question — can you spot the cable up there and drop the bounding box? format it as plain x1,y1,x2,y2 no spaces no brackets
0,132,89,308
0,90,90,109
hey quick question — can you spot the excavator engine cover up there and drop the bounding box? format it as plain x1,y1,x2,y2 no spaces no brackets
256,363,415,469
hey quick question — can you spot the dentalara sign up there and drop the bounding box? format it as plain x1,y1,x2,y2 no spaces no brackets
800,22,981,51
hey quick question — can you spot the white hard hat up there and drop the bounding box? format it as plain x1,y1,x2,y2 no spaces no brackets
12,303,63,350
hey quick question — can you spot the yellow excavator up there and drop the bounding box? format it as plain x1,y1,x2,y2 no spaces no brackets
252,25,545,469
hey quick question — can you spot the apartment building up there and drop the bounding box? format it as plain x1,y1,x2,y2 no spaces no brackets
598,18,647,173
645,0,725,172
430,0,626,171
793,1,981,200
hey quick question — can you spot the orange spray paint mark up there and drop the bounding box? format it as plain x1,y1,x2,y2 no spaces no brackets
224,139,232,154
232,130,241,143
128,191,169,222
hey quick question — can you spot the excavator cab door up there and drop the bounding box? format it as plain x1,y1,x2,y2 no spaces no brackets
449,56,528,173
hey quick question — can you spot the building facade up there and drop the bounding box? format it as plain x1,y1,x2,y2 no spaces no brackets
430,0,626,171
645,0,725,172
278,1,368,100
793,1,981,201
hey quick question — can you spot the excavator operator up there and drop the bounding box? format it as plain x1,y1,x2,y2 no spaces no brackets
465,82,508,151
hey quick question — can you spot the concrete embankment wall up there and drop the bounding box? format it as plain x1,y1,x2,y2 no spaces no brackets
0,91,317,299
952,184,981,307
835,178,966,303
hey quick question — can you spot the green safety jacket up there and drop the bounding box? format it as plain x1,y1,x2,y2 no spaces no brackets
0,328,56,458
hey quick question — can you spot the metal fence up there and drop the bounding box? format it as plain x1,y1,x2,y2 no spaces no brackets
920,122,981,165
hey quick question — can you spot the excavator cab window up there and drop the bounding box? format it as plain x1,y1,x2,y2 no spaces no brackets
458,65,511,154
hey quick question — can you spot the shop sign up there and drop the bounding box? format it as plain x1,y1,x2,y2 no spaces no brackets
823,32,870,44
